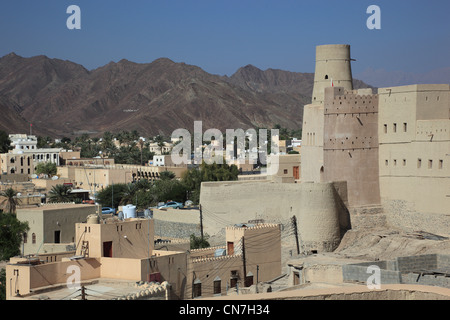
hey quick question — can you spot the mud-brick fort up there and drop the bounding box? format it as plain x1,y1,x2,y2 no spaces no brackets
200,44,450,251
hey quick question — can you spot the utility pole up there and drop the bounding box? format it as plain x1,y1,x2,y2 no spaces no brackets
241,237,247,287
81,285,86,300
111,180,114,209
199,204,204,246
256,265,259,293
291,216,300,255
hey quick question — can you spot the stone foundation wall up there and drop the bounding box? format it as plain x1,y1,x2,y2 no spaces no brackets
383,199,450,236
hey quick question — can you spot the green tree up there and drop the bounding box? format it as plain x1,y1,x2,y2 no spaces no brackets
0,267,5,300
181,162,239,204
118,183,139,206
159,171,176,181
0,131,11,153
96,180,160,210
0,213,29,261
47,184,75,203
154,179,186,204
154,135,165,148
0,188,21,214
96,183,128,209
52,137,72,150
35,162,57,177
101,131,116,153
190,233,210,249
37,136,52,148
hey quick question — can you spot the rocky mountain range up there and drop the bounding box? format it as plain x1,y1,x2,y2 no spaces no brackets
0,53,372,138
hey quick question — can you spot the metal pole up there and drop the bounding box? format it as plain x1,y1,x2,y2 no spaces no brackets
292,216,300,255
242,237,246,287
199,204,204,246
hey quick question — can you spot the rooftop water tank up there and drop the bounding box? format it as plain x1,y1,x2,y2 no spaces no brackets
123,204,137,219
87,214,99,224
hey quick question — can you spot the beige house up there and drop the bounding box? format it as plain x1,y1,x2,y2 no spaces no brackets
266,154,301,182
6,217,282,300
16,203,98,256
149,142,173,155
59,150,115,167
187,223,282,298
6,216,188,300
57,166,135,191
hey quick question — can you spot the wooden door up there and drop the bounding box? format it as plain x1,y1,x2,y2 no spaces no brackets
103,241,113,257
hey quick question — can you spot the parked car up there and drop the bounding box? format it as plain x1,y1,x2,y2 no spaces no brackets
157,201,184,209
102,207,116,214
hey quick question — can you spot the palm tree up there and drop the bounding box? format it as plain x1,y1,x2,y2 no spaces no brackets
118,183,138,206
47,184,75,203
0,187,21,214
160,171,176,181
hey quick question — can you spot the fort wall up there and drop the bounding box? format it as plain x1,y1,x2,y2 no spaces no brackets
323,87,381,208
378,85,450,235
199,180,350,252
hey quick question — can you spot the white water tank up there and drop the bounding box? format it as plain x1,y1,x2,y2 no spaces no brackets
123,204,136,219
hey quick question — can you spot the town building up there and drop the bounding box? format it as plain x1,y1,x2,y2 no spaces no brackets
149,141,173,155
1,134,62,175
5,214,282,300
152,154,188,167
187,223,281,298
16,203,98,256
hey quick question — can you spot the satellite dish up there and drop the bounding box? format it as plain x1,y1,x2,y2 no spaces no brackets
144,209,152,218
31,174,38,179
51,176,59,180
118,211,124,221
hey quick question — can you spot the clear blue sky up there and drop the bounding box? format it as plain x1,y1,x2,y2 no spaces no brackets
0,0,449,76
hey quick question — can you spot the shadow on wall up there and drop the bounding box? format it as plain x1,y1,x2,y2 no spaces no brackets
332,182,352,240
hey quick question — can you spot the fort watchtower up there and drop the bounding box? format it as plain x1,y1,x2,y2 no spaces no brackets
312,44,354,105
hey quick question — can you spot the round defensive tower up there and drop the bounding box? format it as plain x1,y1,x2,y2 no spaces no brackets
297,182,342,252
311,44,353,105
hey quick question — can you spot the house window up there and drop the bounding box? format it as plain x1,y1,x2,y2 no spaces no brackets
393,159,397,166
283,169,288,174
417,159,422,168
32,233,36,244
439,160,443,169
385,160,389,166
403,159,407,166
384,124,387,134
428,160,433,169
393,123,397,133
23,233,28,244
403,123,407,132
